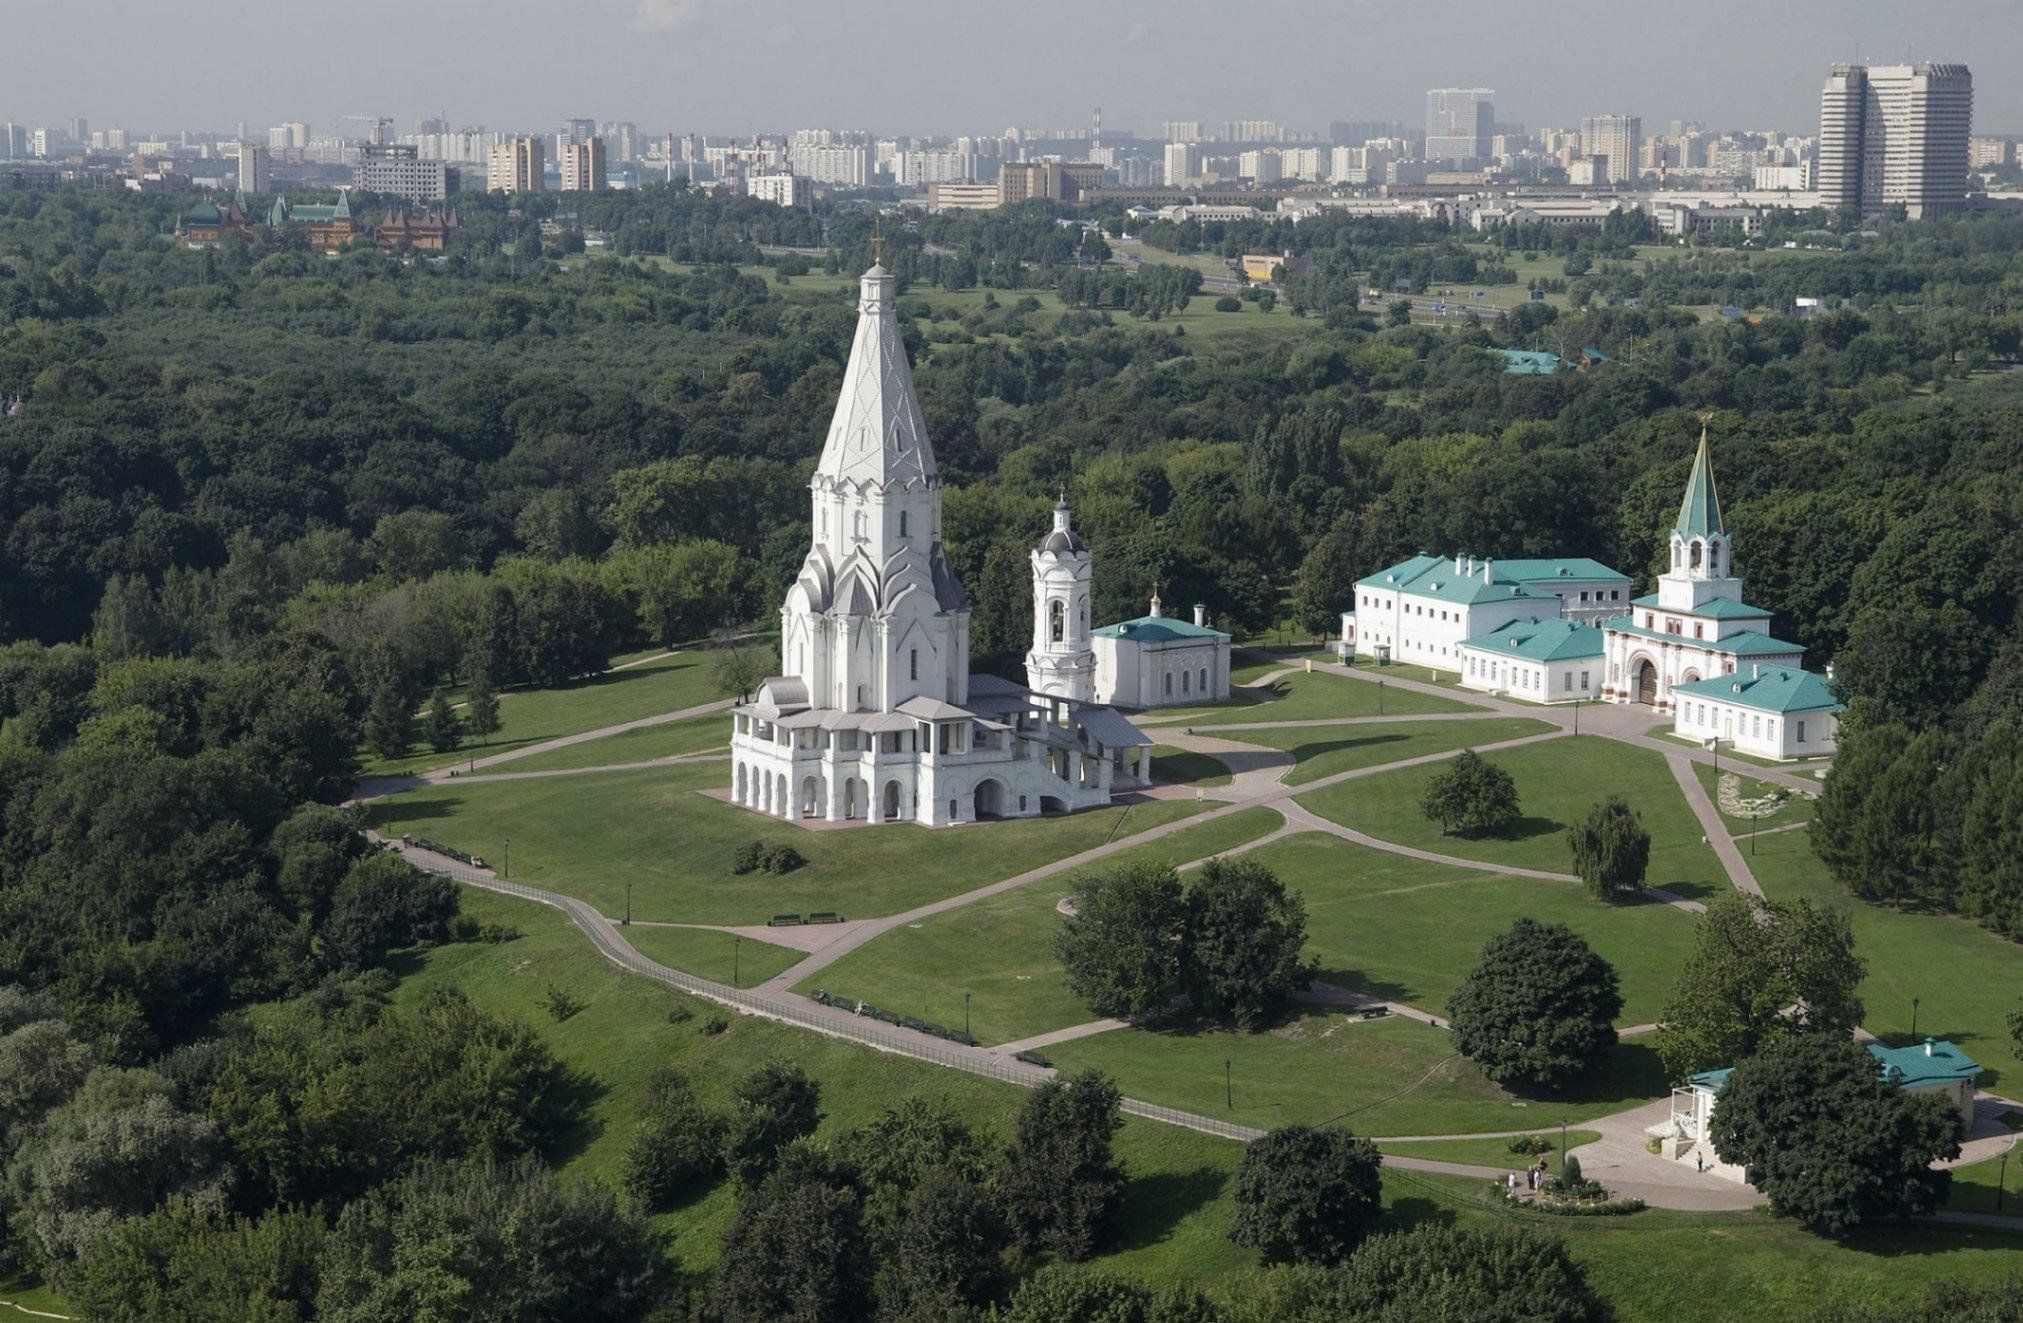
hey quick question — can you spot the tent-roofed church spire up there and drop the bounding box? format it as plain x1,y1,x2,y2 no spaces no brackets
1674,422,1725,539
814,264,937,489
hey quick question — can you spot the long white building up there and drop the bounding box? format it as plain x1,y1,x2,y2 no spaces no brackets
1347,555,1631,670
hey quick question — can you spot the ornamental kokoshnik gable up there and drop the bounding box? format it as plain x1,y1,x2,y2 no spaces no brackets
1599,428,1842,759
727,265,1155,827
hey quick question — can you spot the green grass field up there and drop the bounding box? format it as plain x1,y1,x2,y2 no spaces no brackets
1240,716,1558,786
1943,1143,2021,1214
1150,745,1233,788
0,1274,68,1317
1136,667,1479,727
1043,1009,1668,1138
1378,1130,1602,1170
364,759,1206,926
797,808,1287,1047
360,650,727,777
496,714,729,773
1250,833,1698,1025
621,924,804,988
1297,735,1728,899
1749,827,2023,1093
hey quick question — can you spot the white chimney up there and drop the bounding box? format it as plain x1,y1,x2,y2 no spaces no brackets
1193,604,1206,627
1482,558,1493,583
1454,552,1464,573
1925,1037,1935,1056
1751,663,1759,679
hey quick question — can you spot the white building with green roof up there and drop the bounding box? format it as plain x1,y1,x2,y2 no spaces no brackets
1092,595,1232,709
1346,553,1630,670
1456,617,1606,703
1598,429,1841,758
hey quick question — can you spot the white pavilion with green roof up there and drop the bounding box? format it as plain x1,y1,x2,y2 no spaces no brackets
1599,430,1841,758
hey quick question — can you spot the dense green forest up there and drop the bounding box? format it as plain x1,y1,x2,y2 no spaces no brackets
2,182,2022,1316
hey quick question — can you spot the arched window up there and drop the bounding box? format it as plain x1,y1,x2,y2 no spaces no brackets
1049,599,1065,643
1199,667,1208,692
909,648,918,681
1182,670,1191,694
899,511,909,538
1689,540,1702,571
1163,672,1173,697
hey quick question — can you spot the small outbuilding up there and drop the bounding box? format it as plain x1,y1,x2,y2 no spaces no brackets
1092,594,1232,710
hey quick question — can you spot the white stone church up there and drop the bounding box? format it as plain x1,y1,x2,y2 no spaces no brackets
728,264,1156,827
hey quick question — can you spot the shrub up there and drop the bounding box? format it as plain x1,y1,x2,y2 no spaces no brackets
730,840,767,875
1419,750,1520,836
542,985,583,1022
1507,1134,1552,1156
762,843,804,875
1214,295,1243,312
701,1014,729,1036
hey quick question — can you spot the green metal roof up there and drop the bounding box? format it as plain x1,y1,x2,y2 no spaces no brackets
1866,1039,1981,1088
184,201,222,223
1628,593,1768,619
1459,617,1605,663
1604,617,1805,658
1694,1041,1979,1094
1676,431,1726,539
1484,558,1629,584
1491,348,1561,375
1356,554,1598,608
1669,666,1843,715
1092,615,1229,643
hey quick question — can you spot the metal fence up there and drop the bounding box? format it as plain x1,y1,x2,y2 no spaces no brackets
402,846,1263,1144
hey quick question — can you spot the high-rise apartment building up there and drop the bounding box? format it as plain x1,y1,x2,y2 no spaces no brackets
747,172,813,208
558,117,597,148
1818,63,1973,219
1426,88,1493,162
267,122,310,152
237,142,271,193
599,121,640,162
1579,114,1642,184
558,136,608,191
1162,121,1202,143
356,143,451,201
1162,141,1201,186
790,142,871,187
0,124,27,160
1221,119,1282,143
486,137,545,192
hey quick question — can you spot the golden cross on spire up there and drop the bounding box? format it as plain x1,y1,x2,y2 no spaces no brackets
871,215,884,266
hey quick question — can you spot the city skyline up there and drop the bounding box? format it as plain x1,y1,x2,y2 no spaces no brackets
8,0,2021,139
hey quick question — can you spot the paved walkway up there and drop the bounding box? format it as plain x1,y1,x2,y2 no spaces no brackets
1667,754,1763,897
1565,1098,1765,1212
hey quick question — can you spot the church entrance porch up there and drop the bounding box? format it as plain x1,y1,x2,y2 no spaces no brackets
973,778,1006,820
882,780,903,821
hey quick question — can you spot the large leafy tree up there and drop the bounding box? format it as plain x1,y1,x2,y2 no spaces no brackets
1229,1125,1384,1266
620,1065,725,1213
315,1157,663,1322
1419,750,1520,836
1054,861,1185,1019
1447,918,1623,1091
995,1070,1125,1263
1567,795,1651,901
722,1062,821,1187
1708,1034,1961,1233
711,1149,874,1323
67,1204,325,1323
1181,857,1311,1030
1297,1223,1611,1323
1656,892,1865,1081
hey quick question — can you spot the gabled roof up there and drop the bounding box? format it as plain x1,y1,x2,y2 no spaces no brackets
1629,593,1769,619
1491,348,1561,375
1676,428,1726,539
1669,666,1842,715
1604,617,1805,658
895,695,972,721
1092,615,1229,643
1867,1039,1981,1088
1356,554,1563,608
1487,557,1630,585
815,265,937,489
1459,617,1605,663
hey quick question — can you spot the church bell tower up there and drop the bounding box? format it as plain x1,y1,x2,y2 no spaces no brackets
1026,496,1096,702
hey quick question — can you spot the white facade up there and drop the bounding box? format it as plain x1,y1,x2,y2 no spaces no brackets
729,267,1152,827
1092,599,1233,710
1026,498,1095,702
1818,63,1973,218
1455,619,1604,705
1352,555,1630,670
1671,667,1841,760
747,172,814,209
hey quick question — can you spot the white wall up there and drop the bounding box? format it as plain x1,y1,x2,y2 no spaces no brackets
1673,696,1838,760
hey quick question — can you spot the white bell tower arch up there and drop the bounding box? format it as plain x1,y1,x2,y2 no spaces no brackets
1026,495,1096,702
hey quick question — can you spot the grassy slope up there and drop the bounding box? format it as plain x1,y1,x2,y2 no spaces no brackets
1944,1143,2022,1214
361,650,725,777
798,808,1288,1047
1297,735,1728,900
1252,833,1697,1025
497,714,729,772
1240,716,1558,786
1136,668,1479,726
1750,827,2023,1093
1378,1131,1602,1169
363,759,1205,926
619,925,803,989
1149,745,1233,788
1043,1009,1668,1138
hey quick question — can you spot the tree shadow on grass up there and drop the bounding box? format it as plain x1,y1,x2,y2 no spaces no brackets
1512,1039,1670,1110
360,796,466,828
1379,1194,1461,1232
1309,967,1413,1005
1458,815,1566,845
1288,732,1409,765
1113,1166,1231,1251
1649,877,1720,902
542,1065,611,1167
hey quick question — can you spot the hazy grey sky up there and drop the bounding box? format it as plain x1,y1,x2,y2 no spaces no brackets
14,0,2022,137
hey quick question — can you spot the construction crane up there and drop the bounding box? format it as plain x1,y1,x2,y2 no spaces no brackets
340,115,394,146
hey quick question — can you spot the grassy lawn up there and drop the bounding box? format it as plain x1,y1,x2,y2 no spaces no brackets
1043,1009,1669,1138
359,650,728,777
1297,735,1728,899
1689,760,1816,829
1252,833,1698,1025
497,714,729,772
1137,668,1480,727
1944,1143,2021,1214
1750,828,2023,1093
797,808,1288,1047
1241,716,1558,787
620,925,804,988
363,759,1206,926
0,1274,68,1316
1379,1130,1601,1169
1150,745,1232,788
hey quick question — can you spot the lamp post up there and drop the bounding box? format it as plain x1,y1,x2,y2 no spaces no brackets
965,991,972,1041
624,880,633,926
733,935,741,985
1378,679,1385,715
1573,698,1581,736
1561,1120,1569,1173
502,838,510,880
1911,997,1920,1040
1999,1146,2009,1213
1225,1058,1233,1111
1708,737,1722,780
